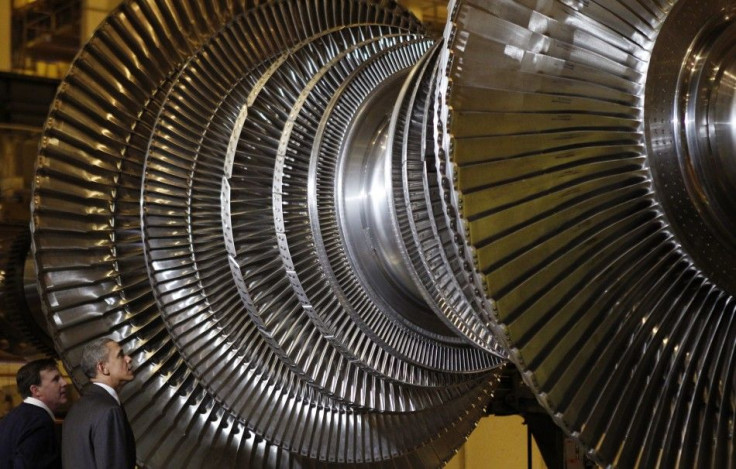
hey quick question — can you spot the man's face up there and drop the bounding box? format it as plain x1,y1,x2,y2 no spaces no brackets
102,341,134,389
32,367,67,412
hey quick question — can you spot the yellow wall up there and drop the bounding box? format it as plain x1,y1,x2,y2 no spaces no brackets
0,0,10,71
447,415,547,469
81,0,123,42
0,0,124,77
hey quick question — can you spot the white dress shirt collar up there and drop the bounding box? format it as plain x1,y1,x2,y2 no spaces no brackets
23,396,55,420
93,381,120,404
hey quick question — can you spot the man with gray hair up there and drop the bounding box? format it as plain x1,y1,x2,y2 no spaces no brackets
62,337,136,469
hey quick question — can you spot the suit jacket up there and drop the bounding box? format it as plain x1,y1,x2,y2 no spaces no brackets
0,402,61,469
61,384,136,469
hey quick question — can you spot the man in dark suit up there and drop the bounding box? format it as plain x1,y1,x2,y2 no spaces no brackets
0,358,68,469
62,337,136,469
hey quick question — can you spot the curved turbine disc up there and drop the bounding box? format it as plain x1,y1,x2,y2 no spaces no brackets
438,0,736,466
31,0,504,467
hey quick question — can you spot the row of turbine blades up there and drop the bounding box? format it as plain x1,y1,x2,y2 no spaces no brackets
24,0,736,467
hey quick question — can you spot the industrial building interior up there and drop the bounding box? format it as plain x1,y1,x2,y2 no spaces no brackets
1,0,733,468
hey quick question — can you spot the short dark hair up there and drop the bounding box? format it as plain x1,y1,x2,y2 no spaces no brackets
79,337,116,378
16,358,59,398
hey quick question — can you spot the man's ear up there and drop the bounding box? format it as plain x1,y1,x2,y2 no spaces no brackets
97,361,108,376
29,384,39,397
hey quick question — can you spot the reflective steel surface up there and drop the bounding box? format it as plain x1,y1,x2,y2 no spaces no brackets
439,0,736,467
31,0,503,467
28,0,736,467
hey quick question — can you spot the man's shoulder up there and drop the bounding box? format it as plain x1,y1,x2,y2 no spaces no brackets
0,403,50,433
86,384,120,402
65,386,117,418
2,403,48,421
